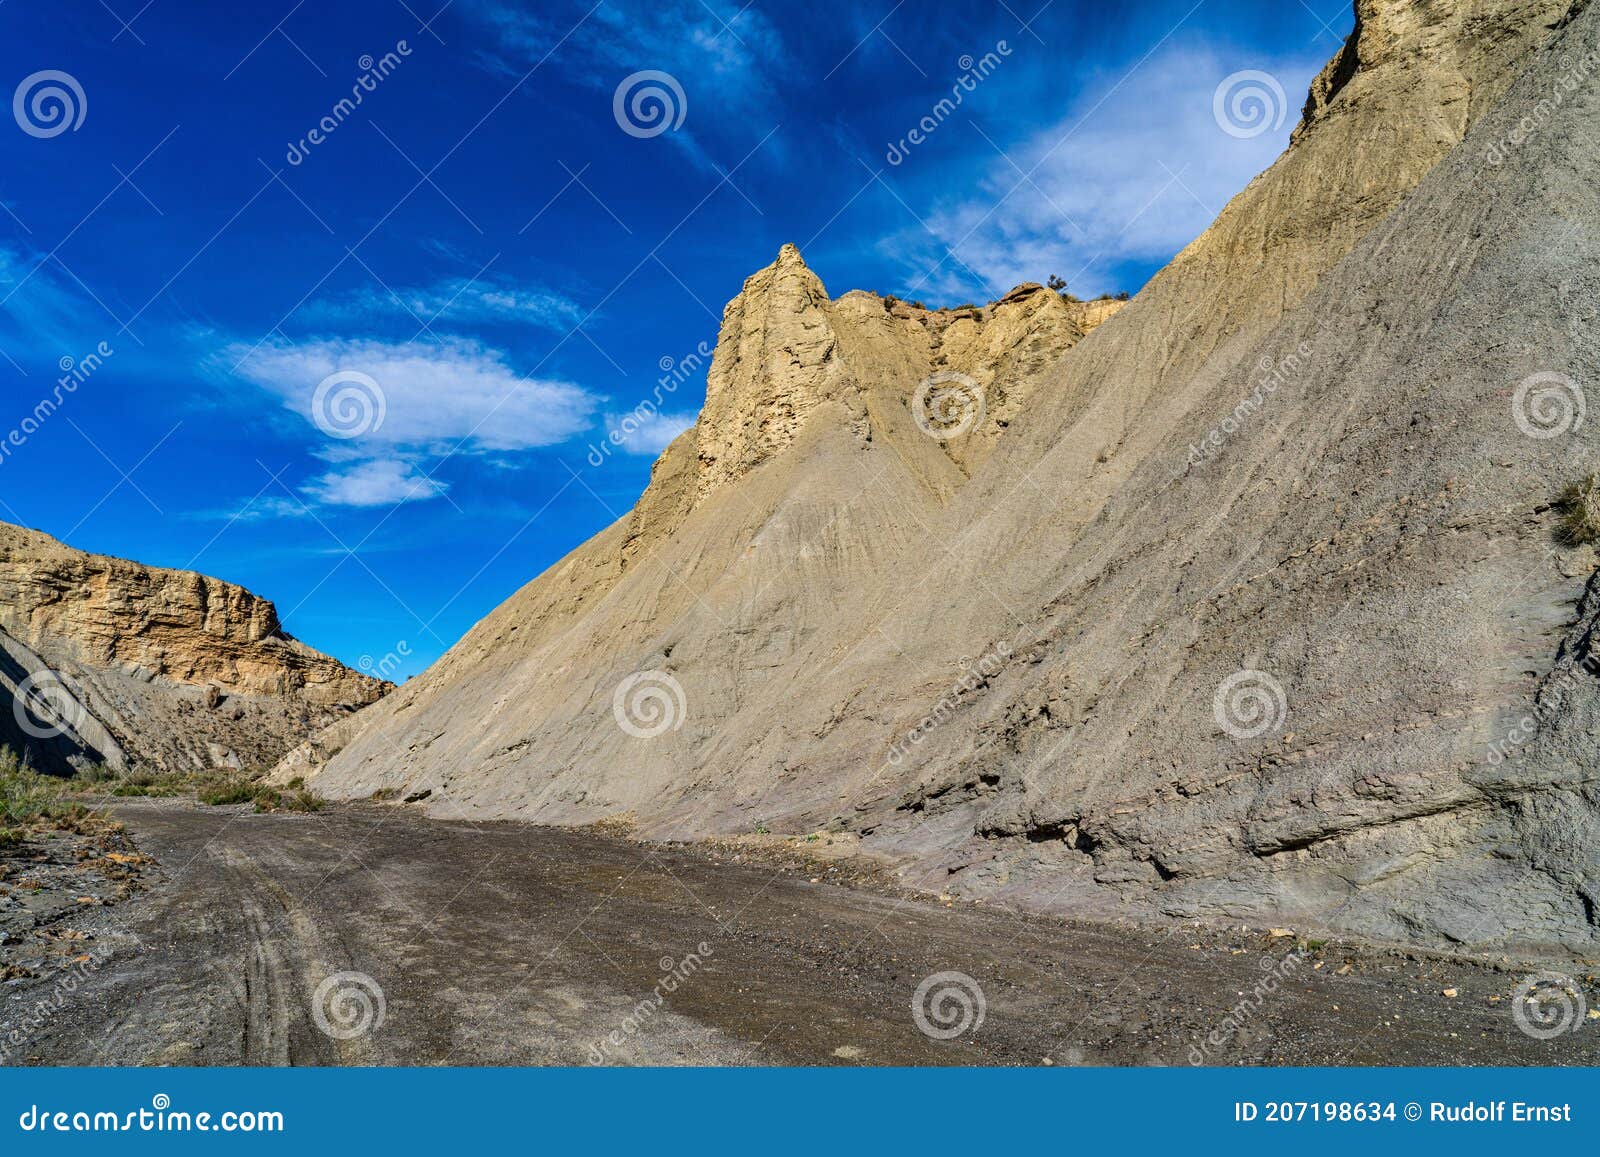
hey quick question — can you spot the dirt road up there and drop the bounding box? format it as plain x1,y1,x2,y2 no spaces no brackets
3,799,1596,1066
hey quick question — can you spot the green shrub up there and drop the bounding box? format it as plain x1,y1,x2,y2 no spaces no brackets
196,777,259,806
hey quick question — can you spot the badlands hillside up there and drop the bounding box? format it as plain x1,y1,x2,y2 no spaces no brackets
0,521,387,775
287,0,1599,954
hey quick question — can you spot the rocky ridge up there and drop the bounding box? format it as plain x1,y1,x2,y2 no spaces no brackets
0,522,388,774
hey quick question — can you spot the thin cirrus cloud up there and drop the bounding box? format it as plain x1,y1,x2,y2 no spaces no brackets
226,335,602,508
0,243,98,359
462,0,785,171
884,44,1326,301
300,275,583,332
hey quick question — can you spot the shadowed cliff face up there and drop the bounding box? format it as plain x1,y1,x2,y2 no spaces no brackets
0,522,388,775
296,0,1600,955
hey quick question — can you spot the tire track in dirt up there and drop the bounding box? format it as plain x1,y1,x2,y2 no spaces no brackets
7,799,1597,1067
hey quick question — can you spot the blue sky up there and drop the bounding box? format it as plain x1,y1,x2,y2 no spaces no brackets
0,0,1351,679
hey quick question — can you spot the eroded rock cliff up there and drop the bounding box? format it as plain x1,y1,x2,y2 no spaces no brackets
0,522,388,774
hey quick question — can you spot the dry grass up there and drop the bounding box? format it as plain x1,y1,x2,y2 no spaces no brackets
1558,473,1600,545
0,748,113,844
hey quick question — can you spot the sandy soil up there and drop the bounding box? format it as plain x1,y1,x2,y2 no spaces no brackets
2,798,1596,1066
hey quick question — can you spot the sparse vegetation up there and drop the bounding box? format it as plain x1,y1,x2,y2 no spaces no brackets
1047,274,1083,302
0,758,332,817
1557,473,1600,545
0,747,105,840
195,776,260,806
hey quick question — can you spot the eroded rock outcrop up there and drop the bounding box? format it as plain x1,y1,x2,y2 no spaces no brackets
295,0,1600,955
0,522,388,774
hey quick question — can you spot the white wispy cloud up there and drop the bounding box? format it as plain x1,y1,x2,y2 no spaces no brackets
224,335,602,508
302,275,582,332
884,44,1325,300
303,457,449,507
604,409,697,456
189,496,315,523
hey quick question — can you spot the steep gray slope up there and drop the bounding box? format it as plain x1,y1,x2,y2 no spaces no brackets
298,0,1597,953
